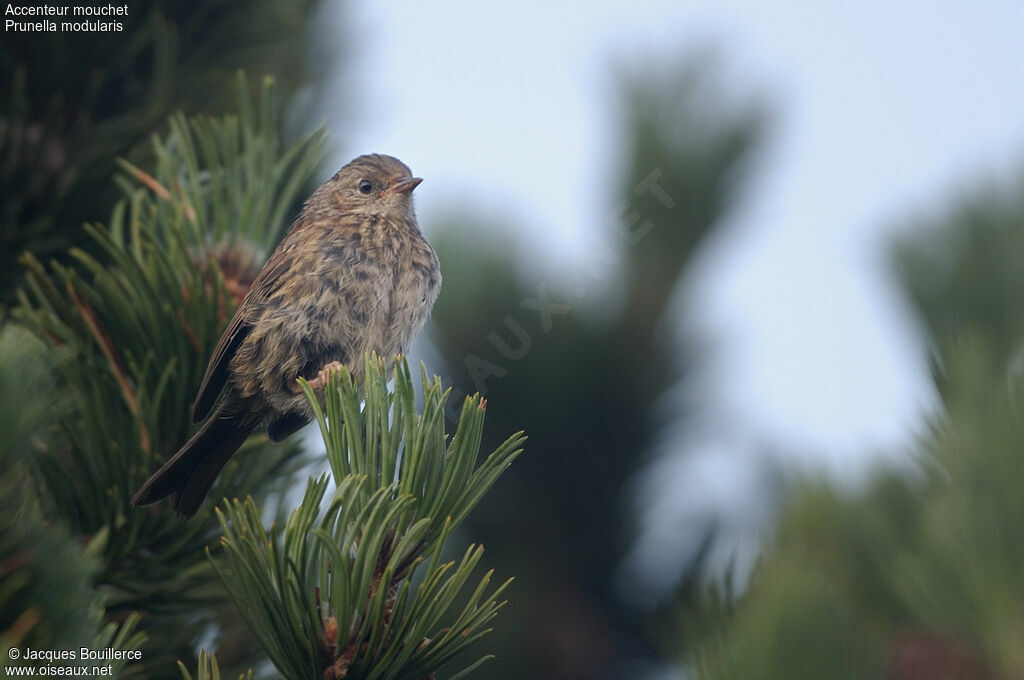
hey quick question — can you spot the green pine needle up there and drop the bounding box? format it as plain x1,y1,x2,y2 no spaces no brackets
214,355,525,680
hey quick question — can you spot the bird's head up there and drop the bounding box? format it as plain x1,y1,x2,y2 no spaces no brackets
322,153,422,222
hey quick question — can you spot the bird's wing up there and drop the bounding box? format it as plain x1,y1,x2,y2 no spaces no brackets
192,242,297,422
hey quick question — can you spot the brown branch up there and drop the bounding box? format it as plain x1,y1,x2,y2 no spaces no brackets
68,282,150,452
172,178,197,223
119,160,171,200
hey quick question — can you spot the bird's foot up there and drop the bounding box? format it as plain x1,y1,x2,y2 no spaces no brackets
305,361,346,390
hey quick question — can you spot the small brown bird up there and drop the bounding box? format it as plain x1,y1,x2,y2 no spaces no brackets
132,154,441,517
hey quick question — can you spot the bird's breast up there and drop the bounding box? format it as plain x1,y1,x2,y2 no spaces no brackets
309,218,439,357
237,218,439,414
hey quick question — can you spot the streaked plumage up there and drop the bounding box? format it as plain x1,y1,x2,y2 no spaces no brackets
132,154,441,517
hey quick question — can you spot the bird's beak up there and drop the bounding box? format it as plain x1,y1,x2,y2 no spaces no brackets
383,176,423,196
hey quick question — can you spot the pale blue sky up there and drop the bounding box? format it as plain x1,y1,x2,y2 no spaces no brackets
317,0,1024,598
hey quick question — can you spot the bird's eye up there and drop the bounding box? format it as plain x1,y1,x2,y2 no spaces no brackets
358,179,373,195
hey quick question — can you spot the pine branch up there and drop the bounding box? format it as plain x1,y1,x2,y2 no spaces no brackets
177,650,252,680
213,355,525,680
12,75,326,675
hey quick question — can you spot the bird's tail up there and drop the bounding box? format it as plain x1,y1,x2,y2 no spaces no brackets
131,405,254,518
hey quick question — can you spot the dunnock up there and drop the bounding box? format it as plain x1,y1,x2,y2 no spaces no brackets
132,154,441,517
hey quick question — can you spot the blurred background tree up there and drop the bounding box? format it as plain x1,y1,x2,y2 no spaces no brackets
675,176,1024,679
427,60,766,678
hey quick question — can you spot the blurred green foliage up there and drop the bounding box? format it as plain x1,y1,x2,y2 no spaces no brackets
0,327,98,661
1,0,329,299
894,179,1024,380
687,177,1024,678
0,326,146,673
